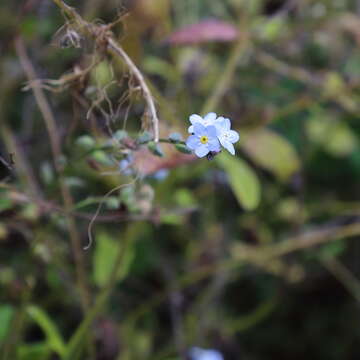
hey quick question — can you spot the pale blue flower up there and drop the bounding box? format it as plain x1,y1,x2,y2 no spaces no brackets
188,112,224,133
186,123,221,158
152,169,169,181
215,117,239,155
119,155,134,175
189,347,224,360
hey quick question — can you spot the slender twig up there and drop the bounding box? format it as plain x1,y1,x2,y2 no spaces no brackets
51,0,160,142
322,257,360,302
2,282,33,360
233,222,360,265
125,221,360,327
256,49,317,85
0,154,13,172
85,174,139,250
14,36,91,312
0,125,42,198
201,33,250,115
65,225,135,360
107,38,160,142
161,262,186,358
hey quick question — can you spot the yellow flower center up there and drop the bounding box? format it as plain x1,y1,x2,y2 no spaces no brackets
200,135,208,144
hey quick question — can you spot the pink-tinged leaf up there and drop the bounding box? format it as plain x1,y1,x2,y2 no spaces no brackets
166,20,238,45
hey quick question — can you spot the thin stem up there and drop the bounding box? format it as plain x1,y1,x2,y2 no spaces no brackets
65,230,134,360
322,257,360,302
14,36,91,312
107,39,160,142
201,33,250,115
125,220,360,327
51,0,160,143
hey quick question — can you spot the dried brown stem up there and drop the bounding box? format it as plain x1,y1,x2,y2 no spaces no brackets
14,36,91,312
107,38,160,141
51,0,160,142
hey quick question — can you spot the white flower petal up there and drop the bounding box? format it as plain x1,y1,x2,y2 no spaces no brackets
193,122,206,135
228,129,239,143
215,118,230,135
222,140,235,155
195,144,209,158
204,112,217,123
189,114,203,124
208,137,220,152
186,135,200,150
223,118,231,131
188,125,194,133
206,125,217,138
214,116,225,124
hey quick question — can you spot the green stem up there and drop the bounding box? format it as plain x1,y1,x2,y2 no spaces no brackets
201,33,250,115
64,233,133,360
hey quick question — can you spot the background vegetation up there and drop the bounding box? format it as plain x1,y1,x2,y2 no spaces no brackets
1,0,360,359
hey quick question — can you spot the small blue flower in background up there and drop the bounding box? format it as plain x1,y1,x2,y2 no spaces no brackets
186,113,239,157
189,347,224,360
152,169,169,181
118,155,134,176
186,123,221,158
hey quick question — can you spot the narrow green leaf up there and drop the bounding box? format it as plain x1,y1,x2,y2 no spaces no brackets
0,304,14,342
17,342,51,360
26,305,66,357
93,232,134,287
175,143,192,154
148,141,164,157
217,153,261,211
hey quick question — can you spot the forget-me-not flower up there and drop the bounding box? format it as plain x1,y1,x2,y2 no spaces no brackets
186,112,239,158
215,117,239,155
189,347,224,360
186,123,221,158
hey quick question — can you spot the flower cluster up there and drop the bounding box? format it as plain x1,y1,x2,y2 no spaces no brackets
186,112,239,158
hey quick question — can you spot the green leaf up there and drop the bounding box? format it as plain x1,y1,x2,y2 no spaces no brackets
143,56,180,83
26,305,66,357
319,240,346,260
216,153,261,211
91,61,113,87
90,150,113,166
75,135,96,150
241,128,300,182
93,231,135,287
17,342,51,360
0,304,14,342
40,162,54,185
175,143,192,154
148,141,164,157
0,196,12,212
161,213,182,225
306,114,358,157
